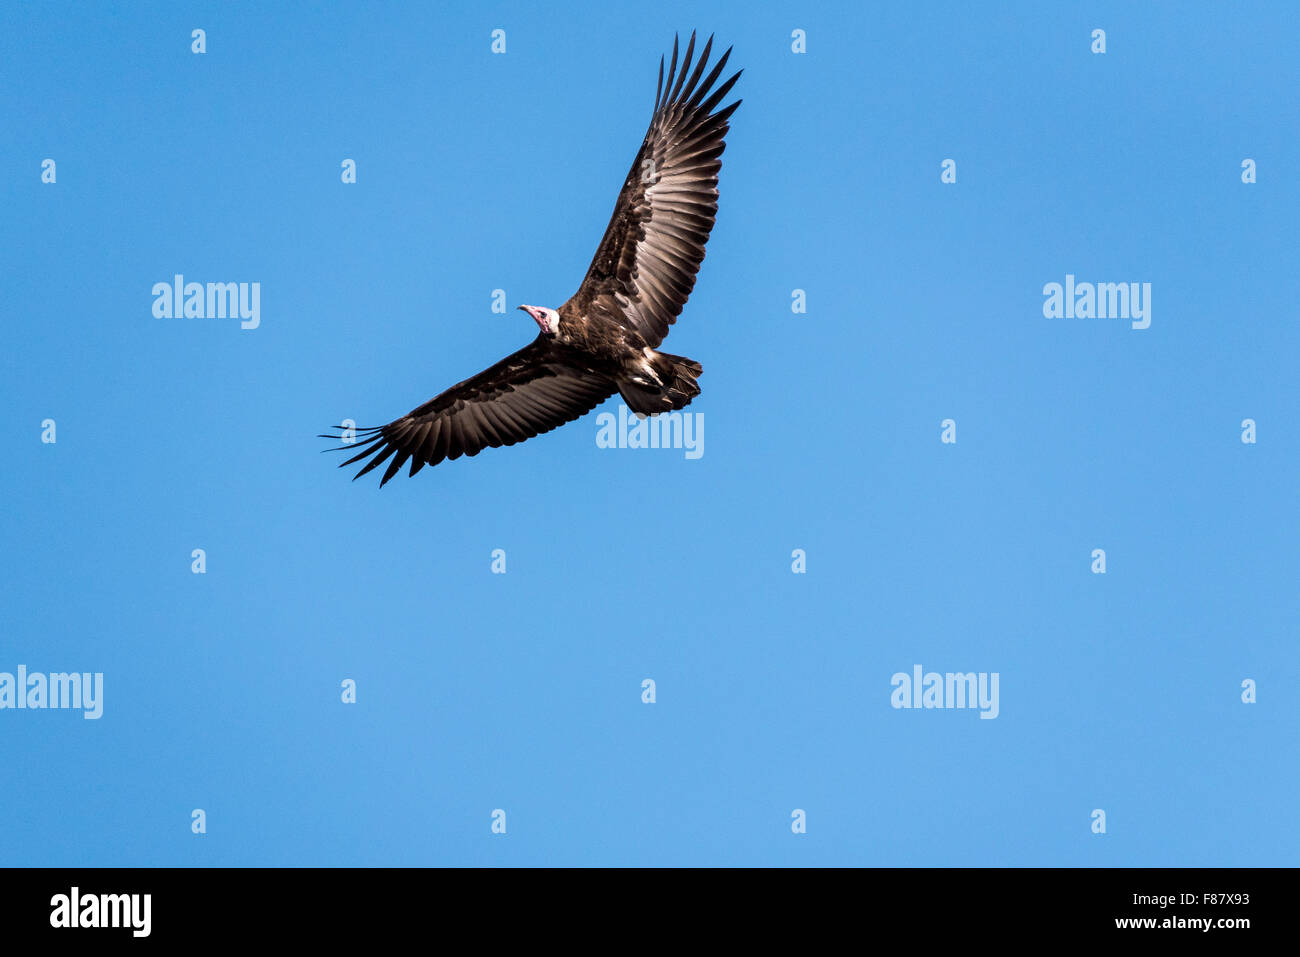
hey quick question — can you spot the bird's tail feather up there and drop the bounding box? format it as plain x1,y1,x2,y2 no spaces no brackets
618,352,702,416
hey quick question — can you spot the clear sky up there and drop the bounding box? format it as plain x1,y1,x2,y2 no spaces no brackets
2,1,1297,866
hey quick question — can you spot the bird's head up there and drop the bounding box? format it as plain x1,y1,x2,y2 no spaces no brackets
518,304,561,337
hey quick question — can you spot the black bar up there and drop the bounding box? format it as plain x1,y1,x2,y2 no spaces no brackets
0,867,1279,942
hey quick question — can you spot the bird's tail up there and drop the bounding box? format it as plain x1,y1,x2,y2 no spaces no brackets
618,351,702,416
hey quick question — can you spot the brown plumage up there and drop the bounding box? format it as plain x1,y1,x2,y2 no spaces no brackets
322,32,741,485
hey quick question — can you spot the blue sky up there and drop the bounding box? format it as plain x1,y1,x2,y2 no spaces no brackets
2,1,1297,866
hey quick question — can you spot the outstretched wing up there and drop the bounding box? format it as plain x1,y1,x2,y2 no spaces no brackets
564,31,742,348
322,338,615,485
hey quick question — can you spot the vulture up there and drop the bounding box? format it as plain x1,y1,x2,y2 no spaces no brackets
322,32,741,484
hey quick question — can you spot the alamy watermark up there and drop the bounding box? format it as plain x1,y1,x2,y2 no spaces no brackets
891,664,999,719
152,274,260,329
0,666,103,719
595,404,703,459
1043,274,1151,330
50,887,150,937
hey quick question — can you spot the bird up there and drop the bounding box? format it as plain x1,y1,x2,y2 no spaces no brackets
321,32,741,485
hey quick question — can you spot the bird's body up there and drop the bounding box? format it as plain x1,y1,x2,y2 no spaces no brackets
323,32,740,484
537,306,702,417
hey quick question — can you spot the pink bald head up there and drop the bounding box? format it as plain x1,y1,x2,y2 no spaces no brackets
518,304,559,336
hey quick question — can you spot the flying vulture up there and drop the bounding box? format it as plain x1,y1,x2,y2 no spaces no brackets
322,32,741,484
